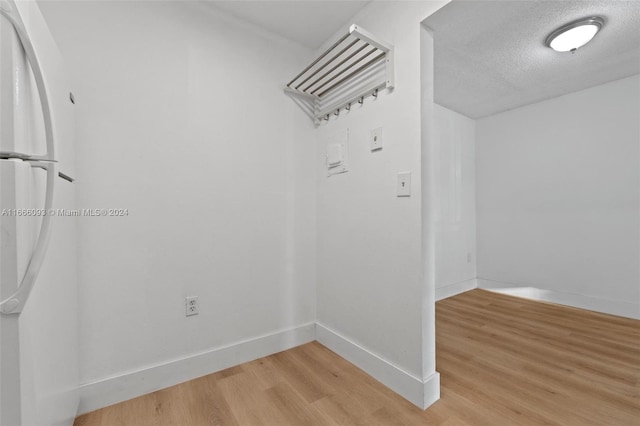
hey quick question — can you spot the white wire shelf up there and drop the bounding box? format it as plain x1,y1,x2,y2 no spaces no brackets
284,24,394,125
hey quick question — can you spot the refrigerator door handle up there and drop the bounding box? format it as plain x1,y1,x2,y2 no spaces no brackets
0,0,56,161
0,161,56,315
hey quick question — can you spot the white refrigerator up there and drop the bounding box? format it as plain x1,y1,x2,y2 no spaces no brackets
0,1,78,425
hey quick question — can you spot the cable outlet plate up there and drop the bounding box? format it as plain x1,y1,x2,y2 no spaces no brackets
186,296,199,316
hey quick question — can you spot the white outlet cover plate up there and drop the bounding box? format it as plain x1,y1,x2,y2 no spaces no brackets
397,172,411,197
186,296,199,316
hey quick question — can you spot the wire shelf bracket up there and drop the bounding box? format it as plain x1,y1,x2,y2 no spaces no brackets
284,24,394,125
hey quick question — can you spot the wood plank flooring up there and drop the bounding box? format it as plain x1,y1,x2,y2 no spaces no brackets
75,289,640,425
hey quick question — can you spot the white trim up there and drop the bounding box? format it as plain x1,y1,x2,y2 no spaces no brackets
79,321,444,415
315,322,440,410
422,371,441,409
435,278,477,301
77,323,315,415
477,279,640,320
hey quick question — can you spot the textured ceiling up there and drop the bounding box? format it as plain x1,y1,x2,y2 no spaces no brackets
424,0,640,119
205,0,370,49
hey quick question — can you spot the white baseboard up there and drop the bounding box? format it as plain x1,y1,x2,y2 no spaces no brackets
477,279,640,320
315,322,440,410
77,322,316,415
422,371,440,409
436,278,477,301
79,321,443,415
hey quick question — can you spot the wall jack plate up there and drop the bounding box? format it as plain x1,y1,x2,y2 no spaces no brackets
186,296,199,316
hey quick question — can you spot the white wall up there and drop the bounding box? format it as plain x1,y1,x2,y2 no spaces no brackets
434,104,476,298
39,0,454,413
314,1,448,409
476,75,640,318
39,0,317,412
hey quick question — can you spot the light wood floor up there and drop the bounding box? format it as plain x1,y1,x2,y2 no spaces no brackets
75,289,640,425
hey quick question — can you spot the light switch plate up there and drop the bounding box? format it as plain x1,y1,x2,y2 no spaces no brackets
370,127,383,151
397,172,411,197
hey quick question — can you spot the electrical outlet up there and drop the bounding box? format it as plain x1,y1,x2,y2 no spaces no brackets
185,296,199,317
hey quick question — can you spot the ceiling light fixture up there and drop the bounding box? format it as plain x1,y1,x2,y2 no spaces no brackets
545,16,605,53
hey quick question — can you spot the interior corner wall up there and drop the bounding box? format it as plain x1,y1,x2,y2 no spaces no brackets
476,74,640,319
315,1,449,409
434,104,476,299
39,0,317,413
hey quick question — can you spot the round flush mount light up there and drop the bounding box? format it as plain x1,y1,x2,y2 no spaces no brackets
545,16,605,53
